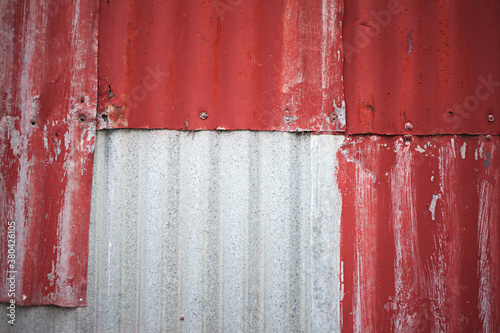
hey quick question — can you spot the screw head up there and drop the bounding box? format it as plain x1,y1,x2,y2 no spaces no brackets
78,115,87,123
404,122,413,131
79,298,84,303
330,112,338,123
179,316,185,321
488,114,495,122
403,134,413,141
486,134,492,141
199,111,208,120
284,114,292,124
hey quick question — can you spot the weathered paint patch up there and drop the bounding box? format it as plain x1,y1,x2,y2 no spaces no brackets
338,135,500,332
0,0,98,307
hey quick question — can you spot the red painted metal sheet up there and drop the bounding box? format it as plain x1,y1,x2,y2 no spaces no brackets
344,0,500,135
0,0,98,306
338,135,499,332
97,0,345,132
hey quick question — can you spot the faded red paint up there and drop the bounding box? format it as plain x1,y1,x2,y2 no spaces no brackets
97,0,345,132
338,136,500,332
0,0,98,306
344,0,500,135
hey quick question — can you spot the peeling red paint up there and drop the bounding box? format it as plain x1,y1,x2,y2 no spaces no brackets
338,136,500,332
97,0,344,132
0,0,98,307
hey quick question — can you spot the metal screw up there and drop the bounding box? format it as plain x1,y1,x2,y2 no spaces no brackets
404,122,413,131
404,134,413,141
330,112,338,123
284,114,292,124
79,298,84,303
78,115,87,123
488,114,495,122
179,316,185,321
199,111,208,120
486,134,492,141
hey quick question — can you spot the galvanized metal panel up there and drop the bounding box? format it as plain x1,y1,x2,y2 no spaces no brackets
344,0,500,135
338,135,500,332
1,130,344,332
0,0,98,306
97,0,345,132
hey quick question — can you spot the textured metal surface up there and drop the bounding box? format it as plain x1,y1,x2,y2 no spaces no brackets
338,135,500,332
1,130,343,332
344,0,500,135
97,0,345,132
0,0,98,306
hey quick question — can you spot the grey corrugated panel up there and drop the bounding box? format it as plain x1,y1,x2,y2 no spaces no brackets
1,130,343,333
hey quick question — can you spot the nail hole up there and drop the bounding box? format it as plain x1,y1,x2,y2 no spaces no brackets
30,120,36,126
79,115,87,123
102,114,108,122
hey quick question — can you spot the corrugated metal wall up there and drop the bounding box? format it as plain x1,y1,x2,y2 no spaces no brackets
1,130,344,332
2,0,500,331
338,136,500,332
0,0,98,306
344,0,500,135
97,0,345,132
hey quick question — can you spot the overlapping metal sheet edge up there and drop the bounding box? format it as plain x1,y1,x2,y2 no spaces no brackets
0,0,98,306
96,0,345,132
1,130,344,332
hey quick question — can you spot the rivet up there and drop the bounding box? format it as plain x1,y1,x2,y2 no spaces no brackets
79,298,84,303
78,115,87,123
330,112,338,123
488,114,495,122
404,122,413,131
199,111,208,120
403,134,413,141
486,134,492,141
179,316,185,321
284,114,292,124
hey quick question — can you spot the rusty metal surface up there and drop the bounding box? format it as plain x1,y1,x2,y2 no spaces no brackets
0,0,98,307
344,0,500,135
338,135,500,332
97,0,345,132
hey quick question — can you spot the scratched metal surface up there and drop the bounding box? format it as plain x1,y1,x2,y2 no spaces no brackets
338,135,500,332
344,0,500,135
0,0,98,306
97,0,345,132
0,130,343,332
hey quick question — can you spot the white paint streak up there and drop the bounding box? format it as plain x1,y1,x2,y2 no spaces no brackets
428,194,440,221
477,163,499,332
47,261,56,287
415,145,425,153
390,139,426,331
451,138,456,158
460,142,467,159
